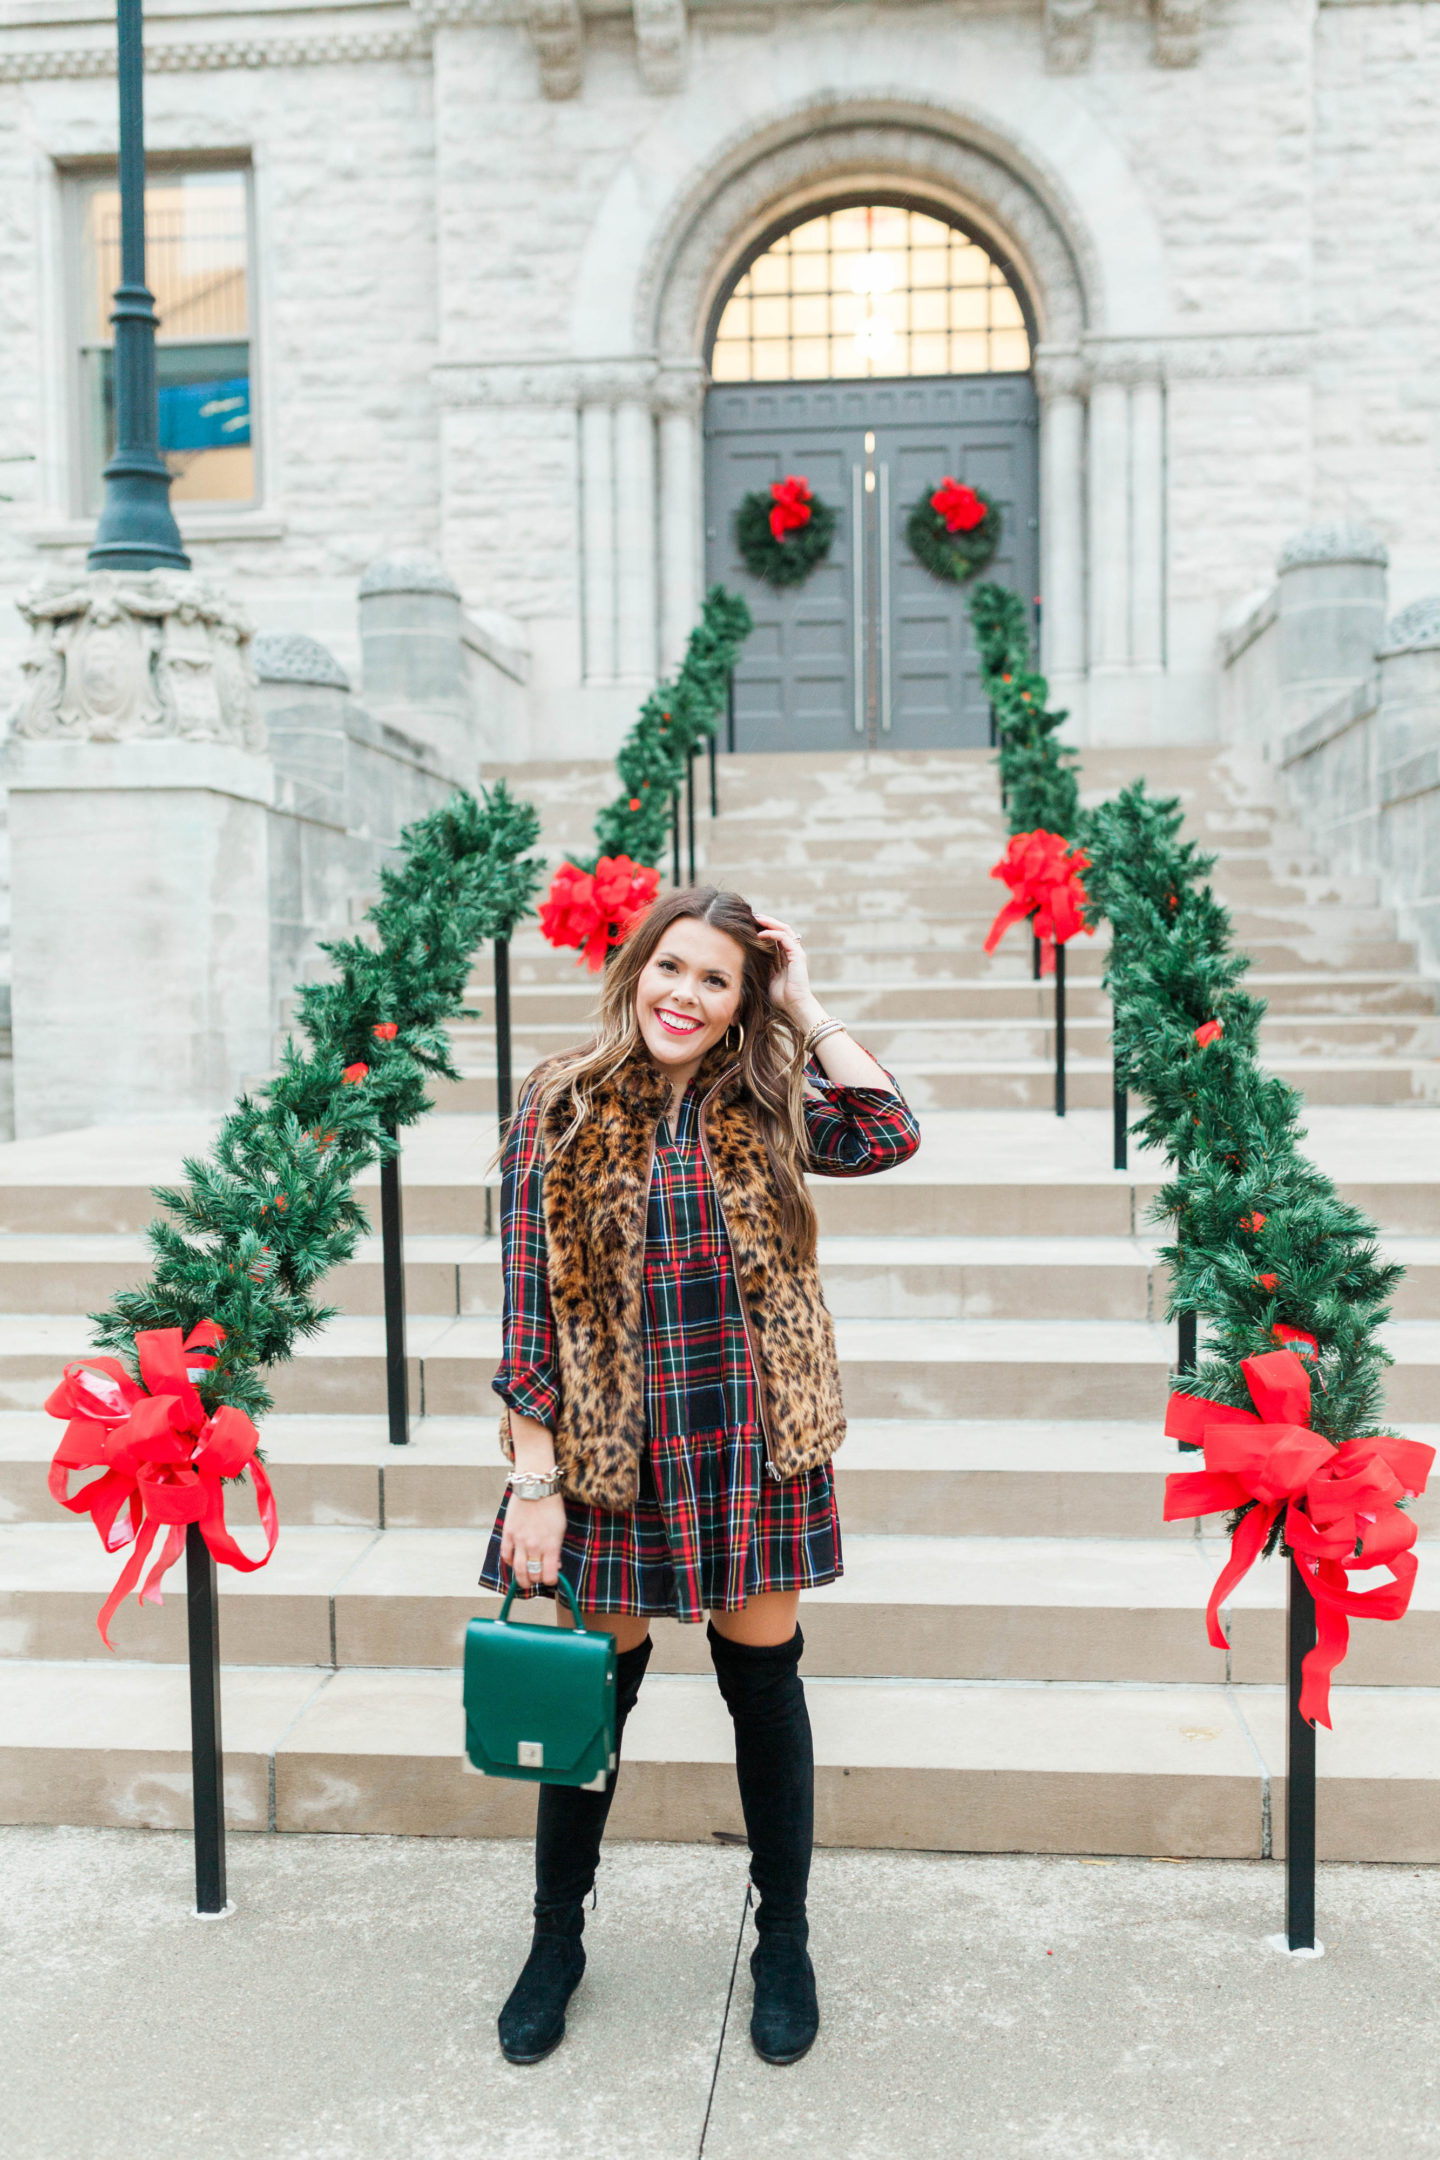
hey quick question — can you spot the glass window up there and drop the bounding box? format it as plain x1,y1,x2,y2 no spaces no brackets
710,204,1031,383
74,166,254,511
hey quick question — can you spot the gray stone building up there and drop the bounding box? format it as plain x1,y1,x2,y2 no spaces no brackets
3,0,1439,764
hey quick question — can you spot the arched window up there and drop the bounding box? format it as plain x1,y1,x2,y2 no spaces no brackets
709,201,1032,384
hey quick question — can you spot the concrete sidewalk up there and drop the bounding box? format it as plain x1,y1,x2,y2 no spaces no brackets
2,1827,1438,2160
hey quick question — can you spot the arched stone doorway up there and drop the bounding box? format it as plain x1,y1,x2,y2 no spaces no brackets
701,197,1039,750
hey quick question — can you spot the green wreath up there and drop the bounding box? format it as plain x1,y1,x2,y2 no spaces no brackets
735,478,837,589
906,478,1002,586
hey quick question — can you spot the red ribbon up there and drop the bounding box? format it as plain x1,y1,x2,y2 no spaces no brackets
539,854,661,972
930,477,986,534
768,475,814,541
983,829,1093,976
1163,1349,1433,1727
46,1322,278,1649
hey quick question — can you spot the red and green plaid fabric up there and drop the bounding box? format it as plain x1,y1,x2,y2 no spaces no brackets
483,1056,919,1619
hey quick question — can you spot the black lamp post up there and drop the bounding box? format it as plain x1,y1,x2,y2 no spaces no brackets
88,0,189,573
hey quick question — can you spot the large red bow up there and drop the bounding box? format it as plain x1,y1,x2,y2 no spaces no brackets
930,477,986,534
46,1322,278,1649
768,475,814,541
539,855,660,972
1163,1349,1433,1728
983,829,1093,976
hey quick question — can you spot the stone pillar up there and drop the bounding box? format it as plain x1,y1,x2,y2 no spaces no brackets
357,548,473,775
1377,600,1440,774
580,403,617,683
614,398,658,682
658,375,702,672
1129,372,1166,671
1275,523,1389,728
1034,353,1087,693
1087,376,1131,675
6,571,273,1138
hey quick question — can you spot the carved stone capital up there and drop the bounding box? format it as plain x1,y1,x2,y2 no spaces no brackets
1031,347,1089,403
1045,0,1094,74
634,0,687,93
11,571,263,750
1153,0,1204,69
529,0,582,99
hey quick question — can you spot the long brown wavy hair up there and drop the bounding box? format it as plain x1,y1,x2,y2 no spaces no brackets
514,886,819,1261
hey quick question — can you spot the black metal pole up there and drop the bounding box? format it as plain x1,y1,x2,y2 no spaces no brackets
380,1126,409,1446
708,726,718,817
1032,930,1041,982
686,743,697,884
726,667,737,754
186,1522,226,1913
1054,940,1066,1119
1178,1308,1197,1377
1286,1555,1318,1951
1113,1077,1128,1170
493,935,513,1135
88,0,188,572
671,787,681,887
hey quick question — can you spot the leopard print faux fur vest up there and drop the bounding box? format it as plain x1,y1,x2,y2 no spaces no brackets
500,1045,846,1512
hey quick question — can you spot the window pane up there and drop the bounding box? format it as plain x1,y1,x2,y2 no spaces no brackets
79,167,253,508
709,203,1029,382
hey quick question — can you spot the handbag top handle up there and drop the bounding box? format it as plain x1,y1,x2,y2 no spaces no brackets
497,1570,588,1630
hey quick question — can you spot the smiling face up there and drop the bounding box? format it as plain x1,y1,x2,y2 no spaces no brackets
634,916,747,1079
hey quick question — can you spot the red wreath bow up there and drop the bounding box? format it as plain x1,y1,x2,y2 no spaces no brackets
768,475,814,541
1163,1349,1434,1727
983,829,1093,975
46,1322,278,1649
539,855,661,972
930,478,986,534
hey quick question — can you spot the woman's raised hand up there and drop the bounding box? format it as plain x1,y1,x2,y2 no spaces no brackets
753,912,823,1027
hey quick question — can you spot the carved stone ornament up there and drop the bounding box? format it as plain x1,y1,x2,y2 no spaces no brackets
11,570,265,750
1045,0,1095,75
1153,0,1204,69
529,0,583,100
1380,599,1440,659
634,0,687,94
1276,524,1389,576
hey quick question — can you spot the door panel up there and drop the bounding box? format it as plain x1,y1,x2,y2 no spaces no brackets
704,374,1039,752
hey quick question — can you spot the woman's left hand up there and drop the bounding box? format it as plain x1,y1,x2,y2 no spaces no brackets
754,912,823,1026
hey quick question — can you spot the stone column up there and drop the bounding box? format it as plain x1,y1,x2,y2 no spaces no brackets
580,402,617,684
1087,375,1131,675
1377,599,1440,774
1129,371,1166,671
1276,523,1390,728
658,372,703,672
357,549,474,778
614,398,658,683
6,570,273,1138
1034,352,1087,693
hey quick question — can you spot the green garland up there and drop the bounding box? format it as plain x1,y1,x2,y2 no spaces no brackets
88,785,543,1421
906,487,1001,586
967,579,1404,1507
969,582,1080,835
580,585,753,870
735,489,837,589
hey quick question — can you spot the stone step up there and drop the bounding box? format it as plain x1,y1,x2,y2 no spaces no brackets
4,1310,1439,1420
4,1657,1438,1860
8,1522,1439,1689
437,1055,1440,1114
468,973,1439,1026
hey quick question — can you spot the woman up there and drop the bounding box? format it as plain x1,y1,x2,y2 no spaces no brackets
480,885,920,2068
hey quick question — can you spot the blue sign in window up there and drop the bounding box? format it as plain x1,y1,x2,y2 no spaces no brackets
158,375,251,452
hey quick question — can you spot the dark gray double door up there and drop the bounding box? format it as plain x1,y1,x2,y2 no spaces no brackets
703,374,1038,751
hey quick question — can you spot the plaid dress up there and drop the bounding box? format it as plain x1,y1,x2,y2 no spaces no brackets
480,1055,920,1622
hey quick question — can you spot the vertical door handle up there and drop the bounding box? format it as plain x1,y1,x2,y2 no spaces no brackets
878,462,892,733
851,464,865,734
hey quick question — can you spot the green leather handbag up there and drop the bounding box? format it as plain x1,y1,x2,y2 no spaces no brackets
463,1572,618,1790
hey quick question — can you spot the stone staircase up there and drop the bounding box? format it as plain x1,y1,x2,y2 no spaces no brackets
2,745,1440,1859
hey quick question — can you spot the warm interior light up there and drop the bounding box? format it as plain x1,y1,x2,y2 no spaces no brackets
854,314,897,360
847,253,898,296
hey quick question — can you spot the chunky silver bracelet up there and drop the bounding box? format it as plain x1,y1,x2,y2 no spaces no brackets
508,1468,563,1501
805,1018,848,1054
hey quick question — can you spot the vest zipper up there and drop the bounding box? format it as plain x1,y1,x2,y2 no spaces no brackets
696,1066,781,1480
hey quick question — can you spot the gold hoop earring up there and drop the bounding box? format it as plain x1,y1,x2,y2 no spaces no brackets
725,1019,745,1054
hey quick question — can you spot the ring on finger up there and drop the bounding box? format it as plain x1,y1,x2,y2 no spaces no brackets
525,1558,542,1576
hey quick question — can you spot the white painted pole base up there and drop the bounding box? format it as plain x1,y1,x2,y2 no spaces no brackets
189,1900,237,1922
1265,1933,1325,1960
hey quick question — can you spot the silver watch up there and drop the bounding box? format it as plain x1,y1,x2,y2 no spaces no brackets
508,1468,563,1500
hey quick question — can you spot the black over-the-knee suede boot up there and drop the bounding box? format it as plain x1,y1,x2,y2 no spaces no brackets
708,1622,820,2066
497,1633,652,2065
